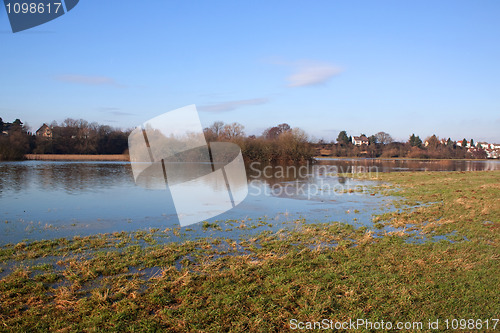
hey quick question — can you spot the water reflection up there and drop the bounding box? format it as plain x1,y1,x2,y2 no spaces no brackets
316,158,500,172
0,158,498,244
0,161,133,197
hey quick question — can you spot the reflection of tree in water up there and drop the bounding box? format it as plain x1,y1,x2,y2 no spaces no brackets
317,158,499,172
0,163,31,195
0,163,133,196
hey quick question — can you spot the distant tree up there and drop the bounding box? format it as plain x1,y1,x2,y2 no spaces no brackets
263,126,280,140
204,121,225,142
462,138,467,147
210,121,225,138
0,117,3,132
96,125,129,154
275,128,313,162
221,122,245,140
0,118,30,160
446,138,453,146
375,131,393,145
11,119,23,131
409,134,415,145
337,131,350,145
426,134,439,149
263,123,291,140
409,134,422,147
470,139,474,147
368,135,377,145
277,123,291,133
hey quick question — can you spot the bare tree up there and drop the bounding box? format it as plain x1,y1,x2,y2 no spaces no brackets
221,122,245,140
204,121,226,142
210,121,225,138
375,132,393,145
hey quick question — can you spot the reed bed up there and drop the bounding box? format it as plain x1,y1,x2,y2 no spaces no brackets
25,154,130,161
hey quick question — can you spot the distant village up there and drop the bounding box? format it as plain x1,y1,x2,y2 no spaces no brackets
349,134,500,159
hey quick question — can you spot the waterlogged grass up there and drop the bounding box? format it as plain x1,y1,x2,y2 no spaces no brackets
0,171,499,332
357,171,500,244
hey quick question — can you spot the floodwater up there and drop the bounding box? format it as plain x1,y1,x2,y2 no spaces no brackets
0,159,498,244
315,158,500,172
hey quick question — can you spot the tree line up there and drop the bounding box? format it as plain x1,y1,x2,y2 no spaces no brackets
203,121,315,163
0,117,129,160
0,117,315,163
0,116,488,161
316,131,487,159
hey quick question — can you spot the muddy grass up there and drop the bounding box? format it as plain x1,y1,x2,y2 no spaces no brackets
0,171,498,332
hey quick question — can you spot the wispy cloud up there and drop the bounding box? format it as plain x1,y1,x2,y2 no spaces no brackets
55,75,124,87
199,98,269,112
287,62,342,87
98,107,135,116
110,111,134,116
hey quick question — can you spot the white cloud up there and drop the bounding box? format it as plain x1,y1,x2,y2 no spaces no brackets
199,98,269,112
287,63,342,87
55,75,124,87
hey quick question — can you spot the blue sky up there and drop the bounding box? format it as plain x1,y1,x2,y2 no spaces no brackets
1,0,499,143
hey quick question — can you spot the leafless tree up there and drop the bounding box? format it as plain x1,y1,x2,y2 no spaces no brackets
375,131,393,145
221,122,245,140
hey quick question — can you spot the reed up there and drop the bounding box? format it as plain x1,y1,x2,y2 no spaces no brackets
24,154,130,161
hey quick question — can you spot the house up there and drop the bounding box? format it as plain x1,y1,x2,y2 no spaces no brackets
424,138,449,147
477,142,491,150
352,135,369,145
458,140,473,148
36,124,52,138
1,123,11,135
488,149,499,159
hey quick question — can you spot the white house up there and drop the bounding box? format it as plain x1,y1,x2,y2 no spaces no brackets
352,135,369,145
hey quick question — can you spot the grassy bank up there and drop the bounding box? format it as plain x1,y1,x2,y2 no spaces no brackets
25,154,130,161
0,171,498,332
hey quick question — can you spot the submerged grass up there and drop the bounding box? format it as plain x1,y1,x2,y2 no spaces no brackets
0,171,499,332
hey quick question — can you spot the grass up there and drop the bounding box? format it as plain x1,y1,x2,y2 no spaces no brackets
0,171,498,332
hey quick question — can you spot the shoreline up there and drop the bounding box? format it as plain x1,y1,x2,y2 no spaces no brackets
314,156,495,161
21,154,497,162
24,154,130,161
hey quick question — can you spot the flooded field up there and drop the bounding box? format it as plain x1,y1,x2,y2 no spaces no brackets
1,159,498,244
